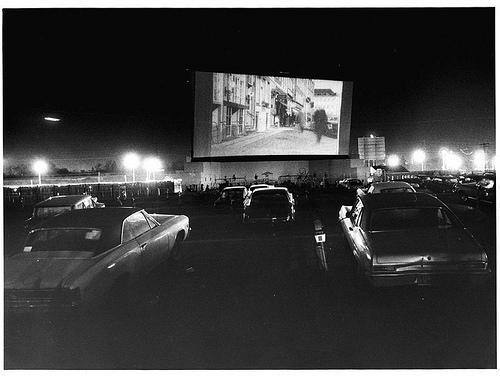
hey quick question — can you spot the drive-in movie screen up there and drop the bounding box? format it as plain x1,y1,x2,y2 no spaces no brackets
193,71,353,158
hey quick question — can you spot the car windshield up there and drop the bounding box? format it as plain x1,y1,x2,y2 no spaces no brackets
25,228,114,255
35,206,72,218
370,207,456,232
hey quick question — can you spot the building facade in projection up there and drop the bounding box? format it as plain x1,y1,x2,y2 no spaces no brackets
211,73,315,144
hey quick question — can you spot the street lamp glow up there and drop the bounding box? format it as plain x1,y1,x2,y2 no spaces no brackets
369,134,375,138
32,159,49,185
412,149,426,171
439,148,449,170
445,151,463,171
387,154,400,168
123,152,141,182
143,157,162,181
44,117,61,122
473,150,486,171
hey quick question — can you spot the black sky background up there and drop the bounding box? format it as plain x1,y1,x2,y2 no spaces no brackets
3,8,495,169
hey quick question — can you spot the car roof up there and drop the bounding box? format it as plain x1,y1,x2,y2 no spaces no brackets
223,186,246,190
34,207,141,230
34,195,91,207
359,192,445,210
371,181,413,188
252,187,289,194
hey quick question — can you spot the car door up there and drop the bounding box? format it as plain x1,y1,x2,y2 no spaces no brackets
350,205,371,268
345,198,363,256
122,212,157,274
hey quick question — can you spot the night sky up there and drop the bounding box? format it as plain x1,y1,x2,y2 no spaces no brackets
3,8,495,170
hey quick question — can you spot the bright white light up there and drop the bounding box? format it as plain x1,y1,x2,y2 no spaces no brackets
439,148,449,170
44,117,61,122
123,152,141,170
444,151,463,170
32,160,49,174
143,157,162,172
473,150,486,171
387,154,400,168
412,149,426,164
369,134,375,138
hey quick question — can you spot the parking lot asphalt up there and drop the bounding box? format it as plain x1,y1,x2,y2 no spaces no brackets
4,190,496,369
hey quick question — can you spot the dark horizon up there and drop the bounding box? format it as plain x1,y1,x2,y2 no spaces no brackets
3,8,495,170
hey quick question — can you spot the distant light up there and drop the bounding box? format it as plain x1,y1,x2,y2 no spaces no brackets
123,152,141,170
143,157,162,172
473,150,486,171
44,117,61,122
387,154,400,168
444,151,463,170
32,159,49,174
412,149,426,164
369,134,375,138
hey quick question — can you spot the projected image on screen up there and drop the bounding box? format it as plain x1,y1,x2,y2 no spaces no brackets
193,72,353,158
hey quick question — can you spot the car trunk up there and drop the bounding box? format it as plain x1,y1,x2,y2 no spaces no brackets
247,198,291,219
370,227,485,266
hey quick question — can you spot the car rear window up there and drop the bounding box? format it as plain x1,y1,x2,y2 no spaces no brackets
370,207,455,231
251,192,289,206
35,206,72,218
25,228,116,255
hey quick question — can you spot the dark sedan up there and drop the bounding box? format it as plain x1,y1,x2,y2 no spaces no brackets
339,193,490,288
242,187,295,224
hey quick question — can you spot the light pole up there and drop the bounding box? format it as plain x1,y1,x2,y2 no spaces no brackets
123,152,141,183
143,157,162,182
412,149,426,172
32,159,49,185
439,148,448,170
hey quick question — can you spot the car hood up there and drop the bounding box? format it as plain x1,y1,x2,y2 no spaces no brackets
368,228,485,264
5,251,96,289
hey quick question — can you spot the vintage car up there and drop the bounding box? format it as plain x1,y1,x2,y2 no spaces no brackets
25,195,105,231
6,207,190,311
367,181,416,194
213,186,248,211
243,187,295,224
339,192,490,288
